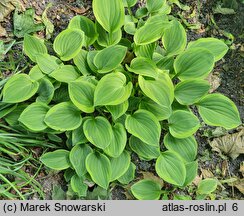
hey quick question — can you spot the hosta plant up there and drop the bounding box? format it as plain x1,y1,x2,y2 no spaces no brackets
0,0,241,199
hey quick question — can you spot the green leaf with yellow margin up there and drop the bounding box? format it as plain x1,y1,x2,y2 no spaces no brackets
19,102,49,131
197,94,241,129
40,149,71,170
69,79,95,113
3,74,39,103
83,116,113,149
93,0,125,33
125,109,161,146
44,102,82,131
94,72,132,106
110,151,131,181
86,152,111,189
131,179,162,200
53,29,84,61
168,110,200,139
156,150,186,186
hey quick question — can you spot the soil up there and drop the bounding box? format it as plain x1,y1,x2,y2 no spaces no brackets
0,0,243,200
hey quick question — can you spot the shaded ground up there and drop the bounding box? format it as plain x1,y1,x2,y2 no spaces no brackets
0,0,243,199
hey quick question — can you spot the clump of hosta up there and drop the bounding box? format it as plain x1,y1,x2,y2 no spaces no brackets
1,0,241,199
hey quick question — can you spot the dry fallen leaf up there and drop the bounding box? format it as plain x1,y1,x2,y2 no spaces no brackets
240,162,244,177
0,24,7,37
221,160,228,177
234,179,244,195
66,5,88,14
209,128,244,159
193,175,202,186
207,72,221,93
140,171,164,187
42,3,54,39
201,168,214,178
0,0,24,22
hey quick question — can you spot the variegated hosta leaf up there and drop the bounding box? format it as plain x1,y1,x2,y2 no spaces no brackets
44,102,82,131
50,65,80,83
86,152,111,189
129,136,160,161
131,179,162,200
174,48,215,80
146,0,166,13
69,144,93,177
174,79,210,105
73,50,92,75
94,72,132,106
70,175,88,197
139,97,172,121
184,161,198,186
36,54,62,74
156,151,186,186
68,79,95,113
93,45,127,73
68,15,98,46
138,73,174,114
83,116,113,149
106,100,129,120
188,38,229,61
110,151,131,181
125,109,161,146
104,123,127,158
29,65,45,81
123,0,137,7
36,78,55,104
19,102,49,131
197,94,241,129
93,0,125,33
3,74,39,103
134,15,171,45
96,22,122,47
40,150,71,170
126,57,159,78
168,110,200,139
53,29,84,61
164,133,197,162
23,34,47,62
197,178,218,195
118,162,136,185
162,20,187,56
134,43,156,59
